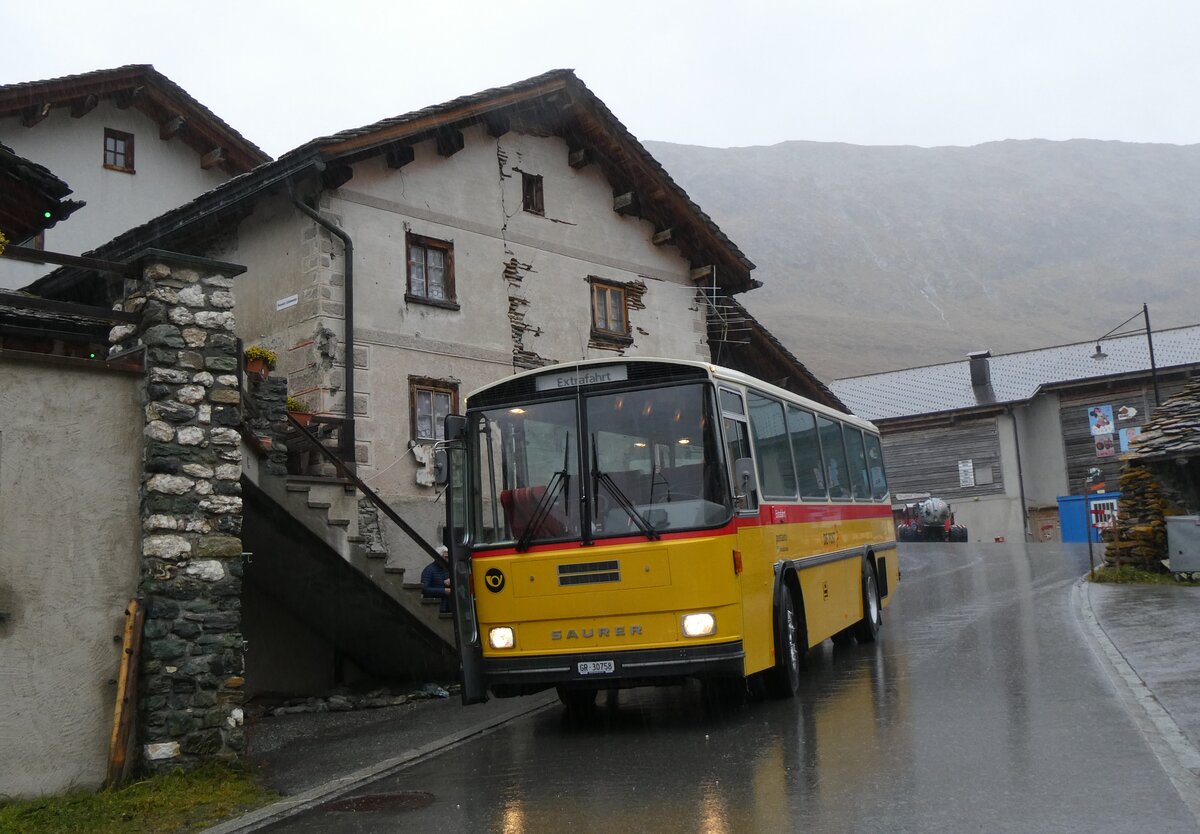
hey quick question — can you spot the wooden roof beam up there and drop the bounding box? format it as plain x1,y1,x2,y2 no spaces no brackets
482,113,510,138
70,95,99,119
385,142,415,169
21,102,51,127
159,114,186,140
200,147,226,170
114,87,143,109
568,146,590,169
321,164,354,190
613,191,639,217
652,228,673,246
436,128,465,157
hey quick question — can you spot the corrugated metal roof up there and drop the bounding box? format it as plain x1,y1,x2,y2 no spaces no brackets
830,324,1200,421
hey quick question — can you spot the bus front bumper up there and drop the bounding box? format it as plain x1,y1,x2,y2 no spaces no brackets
483,641,745,693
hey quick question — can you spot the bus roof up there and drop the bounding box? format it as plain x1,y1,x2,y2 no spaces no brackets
465,357,880,434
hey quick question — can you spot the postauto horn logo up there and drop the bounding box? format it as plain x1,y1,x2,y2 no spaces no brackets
484,568,505,593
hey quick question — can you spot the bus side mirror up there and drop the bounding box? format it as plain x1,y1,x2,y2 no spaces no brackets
734,457,757,507
433,448,448,485
445,414,468,441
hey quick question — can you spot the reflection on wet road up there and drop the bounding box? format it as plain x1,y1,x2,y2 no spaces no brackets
265,544,1199,833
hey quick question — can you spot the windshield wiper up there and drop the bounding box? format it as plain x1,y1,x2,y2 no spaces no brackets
591,435,660,541
515,435,571,552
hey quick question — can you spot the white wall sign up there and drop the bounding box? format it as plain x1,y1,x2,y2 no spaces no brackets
275,293,299,311
958,459,975,488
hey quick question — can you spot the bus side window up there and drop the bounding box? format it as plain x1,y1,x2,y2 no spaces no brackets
817,415,851,499
723,415,757,511
843,426,871,500
864,433,889,500
787,405,827,500
747,392,797,500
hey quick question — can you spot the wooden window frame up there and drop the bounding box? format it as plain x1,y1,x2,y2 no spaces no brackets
409,377,459,443
405,233,458,309
590,279,630,342
522,172,544,215
103,128,135,174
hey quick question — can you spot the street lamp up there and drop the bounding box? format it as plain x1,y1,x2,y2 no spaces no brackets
1090,302,1160,407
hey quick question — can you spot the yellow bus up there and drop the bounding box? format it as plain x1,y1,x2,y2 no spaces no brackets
440,358,898,708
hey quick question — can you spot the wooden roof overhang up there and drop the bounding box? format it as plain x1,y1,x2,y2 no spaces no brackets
318,72,756,295
0,66,270,175
0,144,84,241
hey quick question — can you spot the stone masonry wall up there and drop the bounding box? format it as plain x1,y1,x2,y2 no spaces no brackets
110,255,248,773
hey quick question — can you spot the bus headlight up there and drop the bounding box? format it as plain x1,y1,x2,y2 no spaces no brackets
681,612,716,638
489,627,515,650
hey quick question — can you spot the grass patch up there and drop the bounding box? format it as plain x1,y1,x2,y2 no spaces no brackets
0,763,276,834
1088,564,1176,584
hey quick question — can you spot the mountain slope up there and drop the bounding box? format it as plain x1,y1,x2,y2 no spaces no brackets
645,139,1200,380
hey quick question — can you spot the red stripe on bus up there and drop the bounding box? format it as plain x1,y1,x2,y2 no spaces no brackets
472,501,893,558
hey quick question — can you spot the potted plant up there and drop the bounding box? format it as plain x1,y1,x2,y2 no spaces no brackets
244,345,277,380
286,396,313,428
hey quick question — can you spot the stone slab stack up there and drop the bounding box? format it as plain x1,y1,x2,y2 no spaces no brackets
1103,465,1168,569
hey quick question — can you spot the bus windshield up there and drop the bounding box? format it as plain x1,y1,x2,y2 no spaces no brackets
468,382,731,548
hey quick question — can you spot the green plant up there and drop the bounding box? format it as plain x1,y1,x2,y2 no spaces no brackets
286,396,310,413
244,345,278,369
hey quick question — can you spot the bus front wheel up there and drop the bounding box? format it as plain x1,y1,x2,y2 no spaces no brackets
767,584,804,698
853,559,882,643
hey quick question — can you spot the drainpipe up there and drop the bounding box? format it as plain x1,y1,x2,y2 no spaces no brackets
292,199,356,470
1009,406,1030,541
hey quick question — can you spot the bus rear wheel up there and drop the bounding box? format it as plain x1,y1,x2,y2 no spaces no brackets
853,559,882,643
766,585,804,698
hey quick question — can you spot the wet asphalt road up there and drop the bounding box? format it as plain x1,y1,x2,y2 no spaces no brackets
261,543,1199,833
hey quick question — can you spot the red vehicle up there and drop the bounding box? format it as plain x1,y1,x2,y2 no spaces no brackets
896,497,968,542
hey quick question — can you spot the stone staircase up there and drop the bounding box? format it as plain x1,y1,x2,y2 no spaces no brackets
241,440,455,648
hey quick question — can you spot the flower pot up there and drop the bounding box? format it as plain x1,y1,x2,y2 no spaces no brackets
289,411,312,428
245,357,271,379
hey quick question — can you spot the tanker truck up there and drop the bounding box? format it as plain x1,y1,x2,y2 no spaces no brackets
896,496,969,542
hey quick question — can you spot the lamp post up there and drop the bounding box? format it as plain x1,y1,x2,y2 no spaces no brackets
1091,302,1160,407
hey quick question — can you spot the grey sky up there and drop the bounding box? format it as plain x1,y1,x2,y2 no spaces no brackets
3,0,1197,158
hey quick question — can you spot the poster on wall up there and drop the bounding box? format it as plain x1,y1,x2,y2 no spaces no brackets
1087,405,1114,436
1117,405,1139,422
1094,434,1116,457
958,459,975,487
1119,426,1143,452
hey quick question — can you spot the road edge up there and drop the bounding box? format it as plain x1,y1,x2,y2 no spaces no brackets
1073,577,1200,823
203,692,559,833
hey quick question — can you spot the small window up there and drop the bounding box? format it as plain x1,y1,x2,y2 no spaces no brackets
103,128,135,173
522,172,544,214
406,234,456,306
591,281,627,337
410,378,458,443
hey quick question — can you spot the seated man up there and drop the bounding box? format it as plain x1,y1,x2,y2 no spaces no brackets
421,547,452,613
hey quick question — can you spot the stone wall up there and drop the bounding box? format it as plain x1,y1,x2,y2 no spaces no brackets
110,254,249,772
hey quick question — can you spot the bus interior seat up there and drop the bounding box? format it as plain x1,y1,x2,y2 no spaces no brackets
499,486,568,539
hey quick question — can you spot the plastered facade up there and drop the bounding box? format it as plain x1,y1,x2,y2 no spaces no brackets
225,127,712,570
0,362,142,797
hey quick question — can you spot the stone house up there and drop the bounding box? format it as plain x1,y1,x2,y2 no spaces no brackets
34,69,835,588
830,326,1200,543
0,65,269,290
5,70,840,789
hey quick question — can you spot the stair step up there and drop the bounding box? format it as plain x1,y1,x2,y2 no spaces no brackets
402,581,421,590
384,565,405,575
307,501,332,510
346,535,367,543
328,518,350,527
420,597,441,605
438,611,454,619
286,483,311,493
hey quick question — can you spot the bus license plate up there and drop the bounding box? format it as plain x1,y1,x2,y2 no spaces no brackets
578,660,615,675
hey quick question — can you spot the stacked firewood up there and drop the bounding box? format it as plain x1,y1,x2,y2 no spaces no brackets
1102,465,1168,569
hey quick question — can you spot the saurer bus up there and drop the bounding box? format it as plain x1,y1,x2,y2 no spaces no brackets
439,358,898,709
